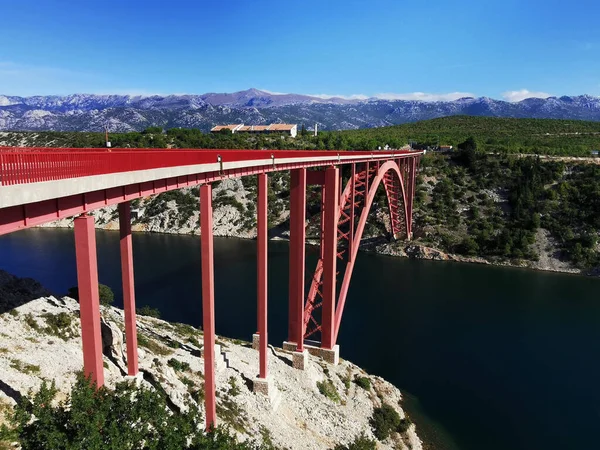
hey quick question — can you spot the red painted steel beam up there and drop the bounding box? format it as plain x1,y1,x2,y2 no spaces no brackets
348,164,356,260
321,166,339,349
200,184,217,430
306,169,326,186
119,201,138,376
74,214,104,387
333,161,410,341
288,168,306,351
257,173,268,379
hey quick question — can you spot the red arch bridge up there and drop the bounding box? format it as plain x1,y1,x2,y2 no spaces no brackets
0,146,422,429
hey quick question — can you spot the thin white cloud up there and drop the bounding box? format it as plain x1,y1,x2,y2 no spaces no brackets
305,91,474,102
502,89,552,102
374,92,474,101
310,93,370,100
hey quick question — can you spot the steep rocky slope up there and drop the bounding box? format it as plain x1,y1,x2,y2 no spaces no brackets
0,271,422,450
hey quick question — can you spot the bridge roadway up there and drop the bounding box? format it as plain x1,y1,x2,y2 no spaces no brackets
0,146,423,429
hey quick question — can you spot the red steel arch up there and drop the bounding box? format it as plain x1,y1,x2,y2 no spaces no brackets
303,158,418,344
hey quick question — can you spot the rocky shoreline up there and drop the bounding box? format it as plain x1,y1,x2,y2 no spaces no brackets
0,271,423,450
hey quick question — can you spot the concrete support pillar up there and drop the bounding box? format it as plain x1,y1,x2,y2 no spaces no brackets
119,201,138,376
74,214,104,387
256,173,269,383
200,184,217,430
288,168,306,352
321,166,339,350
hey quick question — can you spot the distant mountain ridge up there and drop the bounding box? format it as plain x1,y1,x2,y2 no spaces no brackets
1,89,599,132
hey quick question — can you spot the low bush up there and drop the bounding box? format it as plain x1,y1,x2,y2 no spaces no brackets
370,403,401,440
67,283,114,307
333,433,377,450
0,374,260,449
317,379,340,403
137,305,161,318
167,358,190,372
354,376,371,390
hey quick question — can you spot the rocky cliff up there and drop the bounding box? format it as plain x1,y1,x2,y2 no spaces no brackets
0,271,422,449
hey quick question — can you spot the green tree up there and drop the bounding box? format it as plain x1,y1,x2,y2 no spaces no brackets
0,374,259,450
332,433,376,450
67,284,115,307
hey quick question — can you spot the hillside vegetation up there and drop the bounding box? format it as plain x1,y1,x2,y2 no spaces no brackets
414,147,600,270
1,117,599,272
2,116,600,156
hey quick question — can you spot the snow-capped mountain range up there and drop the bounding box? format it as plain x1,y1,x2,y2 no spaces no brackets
1,89,599,132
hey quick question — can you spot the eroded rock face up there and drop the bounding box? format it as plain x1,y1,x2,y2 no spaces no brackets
0,293,423,450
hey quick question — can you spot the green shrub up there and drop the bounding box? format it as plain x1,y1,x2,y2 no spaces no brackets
67,283,114,307
42,312,74,340
333,433,377,450
24,314,40,332
137,305,161,318
317,379,340,403
370,403,401,440
167,358,190,372
227,377,241,397
354,376,371,390
0,374,259,449
9,359,40,375
137,333,173,356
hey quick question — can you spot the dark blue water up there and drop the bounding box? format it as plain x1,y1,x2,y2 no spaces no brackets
1,228,599,450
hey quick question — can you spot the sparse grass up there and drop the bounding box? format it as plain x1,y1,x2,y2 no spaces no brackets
259,426,283,450
24,314,40,332
216,394,247,433
227,377,240,397
167,358,190,372
338,373,351,394
354,376,371,391
187,336,201,347
8,309,18,317
317,379,340,403
9,359,40,375
180,376,195,391
42,312,74,340
171,322,197,337
167,339,181,349
192,383,205,403
137,333,173,356
0,348,8,354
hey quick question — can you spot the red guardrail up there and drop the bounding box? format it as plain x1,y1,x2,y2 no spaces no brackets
0,147,416,186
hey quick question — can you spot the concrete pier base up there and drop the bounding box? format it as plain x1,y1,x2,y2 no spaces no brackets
282,341,340,365
292,350,309,370
252,333,260,350
282,341,297,352
253,376,272,395
320,345,339,365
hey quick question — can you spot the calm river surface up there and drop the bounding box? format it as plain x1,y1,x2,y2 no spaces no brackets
1,228,599,450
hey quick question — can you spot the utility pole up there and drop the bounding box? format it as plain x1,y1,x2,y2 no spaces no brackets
104,124,111,148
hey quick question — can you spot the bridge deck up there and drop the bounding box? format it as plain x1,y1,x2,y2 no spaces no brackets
0,148,418,209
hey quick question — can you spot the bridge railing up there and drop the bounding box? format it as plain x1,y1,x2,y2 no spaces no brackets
0,147,417,186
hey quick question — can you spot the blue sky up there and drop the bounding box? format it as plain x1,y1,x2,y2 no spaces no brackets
1,0,599,101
